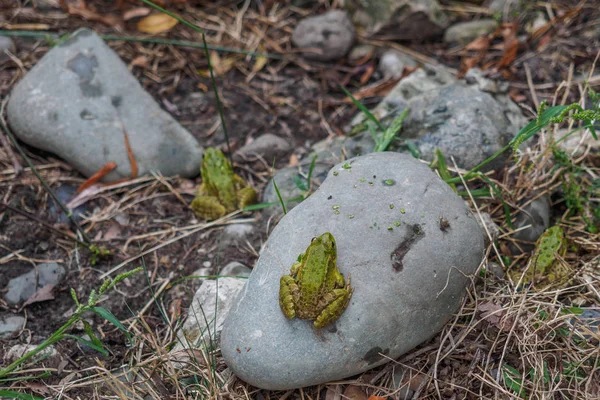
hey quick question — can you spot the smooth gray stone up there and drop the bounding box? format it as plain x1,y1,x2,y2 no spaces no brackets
444,19,498,44
4,263,65,305
0,36,16,62
221,152,484,390
7,28,203,182
0,314,25,338
233,133,292,163
220,261,252,278
292,10,355,61
511,195,551,253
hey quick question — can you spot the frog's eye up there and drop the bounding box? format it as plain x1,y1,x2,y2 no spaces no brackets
311,237,316,242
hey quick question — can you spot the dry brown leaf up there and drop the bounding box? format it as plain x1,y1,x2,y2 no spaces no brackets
288,153,300,167
130,55,149,69
104,224,122,240
478,302,513,331
122,7,150,21
343,386,368,400
137,13,178,34
465,36,490,52
252,55,268,73
21,284,55,309
368,396,387,400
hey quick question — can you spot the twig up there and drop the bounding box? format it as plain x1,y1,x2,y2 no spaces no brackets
0,201,87,246
0,98,92,244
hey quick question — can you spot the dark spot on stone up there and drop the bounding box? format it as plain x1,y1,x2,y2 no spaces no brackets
325,324,337,334
363,347,390,365
67,53,102,97
390,224,425,272
439,217,450,232
67,53,98,81
81,83,102,97
327,195,333,200
322,29,333,40
48,112,58,122
111,96,122,108
80,109,95,120
373,175,376,179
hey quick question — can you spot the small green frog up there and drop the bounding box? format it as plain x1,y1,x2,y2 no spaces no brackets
279,232,353,328
511,225,572,290
190,148,258,220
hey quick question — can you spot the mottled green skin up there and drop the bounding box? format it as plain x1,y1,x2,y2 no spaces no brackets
511,225,571,290
191,148,257,220
279,232,353,329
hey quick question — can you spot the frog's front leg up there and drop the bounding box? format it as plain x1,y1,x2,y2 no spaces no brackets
279,275,299,319
190,196,227,220
314,285,353,329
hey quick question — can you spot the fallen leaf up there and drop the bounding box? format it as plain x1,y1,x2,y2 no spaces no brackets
130,55,149,69
343,386,367,400
104,224,122,240
368,396,387,400
288,153,300,167
466,36,490,52
478,302,513,331
252,55,268,73
21,284,55,309
137,13,178,34
122,7,150,21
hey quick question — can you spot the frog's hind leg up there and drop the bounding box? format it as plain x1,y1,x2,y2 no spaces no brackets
279,275,300,319
190,196,227,220
314,285,354,329
237,186,258,209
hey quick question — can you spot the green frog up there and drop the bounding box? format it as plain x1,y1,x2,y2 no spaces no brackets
511,225,572,290
279,232,353,328
190,148,258,220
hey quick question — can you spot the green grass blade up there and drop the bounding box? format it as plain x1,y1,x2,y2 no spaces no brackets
434,149,456,192
64,334,109,356
272,178,287,215
0,390,44,400
340,85,385,132
92,307,131,340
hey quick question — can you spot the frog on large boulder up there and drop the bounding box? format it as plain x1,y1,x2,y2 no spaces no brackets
220,152,485,390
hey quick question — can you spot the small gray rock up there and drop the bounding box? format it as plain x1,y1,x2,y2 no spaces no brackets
4,344,60,368
171,278,245,355
220,262,252,278
378,50,417,79
349,67,527,171
7,28,203,182
5,263,65,305
348,44,375,63
221,152,484,390
488,0,522,14
511,196,551,252
0,36,16,62
292,10,355,61
222,223,255,246
569,309,600,340
444,19,497,44
0,314,25,338
233,134,292,163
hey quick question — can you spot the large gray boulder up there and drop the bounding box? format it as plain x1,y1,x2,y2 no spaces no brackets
221,152,485,389
7,28,203,182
